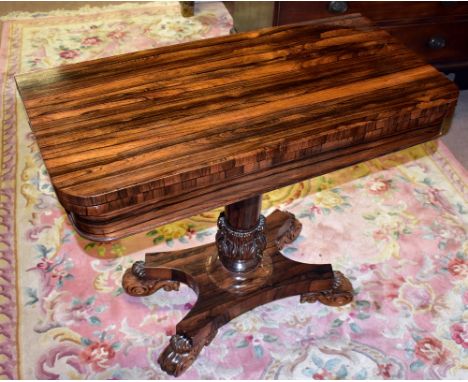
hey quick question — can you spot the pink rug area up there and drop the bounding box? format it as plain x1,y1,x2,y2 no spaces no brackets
1,2,467,379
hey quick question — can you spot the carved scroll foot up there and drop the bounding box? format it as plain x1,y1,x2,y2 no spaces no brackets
158,327,219,377
300,271,353,307
275,211,303,250
158,334,205,377
122,209,354,376
122,260,180,297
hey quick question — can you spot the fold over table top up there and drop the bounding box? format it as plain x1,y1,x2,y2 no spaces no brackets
16,14,458,240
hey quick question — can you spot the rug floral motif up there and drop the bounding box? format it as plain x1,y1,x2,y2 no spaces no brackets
1,2,467,379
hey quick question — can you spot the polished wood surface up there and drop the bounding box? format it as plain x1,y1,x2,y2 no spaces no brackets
16,15,458,376
68,123,446,241
274,1,468,25
273,2,468,86
225,194,262,230
123,209,353,376
16,13,458,241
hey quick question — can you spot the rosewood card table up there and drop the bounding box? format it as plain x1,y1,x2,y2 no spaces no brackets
16,14,458,376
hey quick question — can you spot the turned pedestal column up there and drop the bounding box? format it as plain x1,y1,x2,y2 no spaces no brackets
122,195,354,376
216,195,266,272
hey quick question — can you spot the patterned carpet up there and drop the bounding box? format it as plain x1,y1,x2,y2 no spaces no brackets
1,2,467,379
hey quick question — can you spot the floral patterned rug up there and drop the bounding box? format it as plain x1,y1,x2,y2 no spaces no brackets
1,2,467,379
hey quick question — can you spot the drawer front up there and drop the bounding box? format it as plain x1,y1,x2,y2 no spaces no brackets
274,1,468,25
274,2,468,67
387,21,468,65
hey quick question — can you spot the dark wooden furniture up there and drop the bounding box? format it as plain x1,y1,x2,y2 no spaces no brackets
274,1,468,88
16,14,458,376
180,1,194,17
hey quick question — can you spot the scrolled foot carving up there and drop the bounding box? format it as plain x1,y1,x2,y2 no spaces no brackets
162,282,181,292
276,211,303,250
158,334,205,377
122,261,180,297
300,271,353,307
131,260,147,279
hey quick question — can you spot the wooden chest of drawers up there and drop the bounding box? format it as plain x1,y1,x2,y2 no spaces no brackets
274,1,468,88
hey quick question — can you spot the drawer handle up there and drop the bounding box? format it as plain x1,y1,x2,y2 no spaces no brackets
427,36,446,50
328,1,348,14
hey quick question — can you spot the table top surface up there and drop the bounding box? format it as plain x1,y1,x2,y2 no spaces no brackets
16,14,458,216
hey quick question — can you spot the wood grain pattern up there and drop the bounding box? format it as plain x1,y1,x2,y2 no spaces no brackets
15,14,458,241
274,2,468,25
122,209,353,376
67,122,446,241
273,2,468,88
